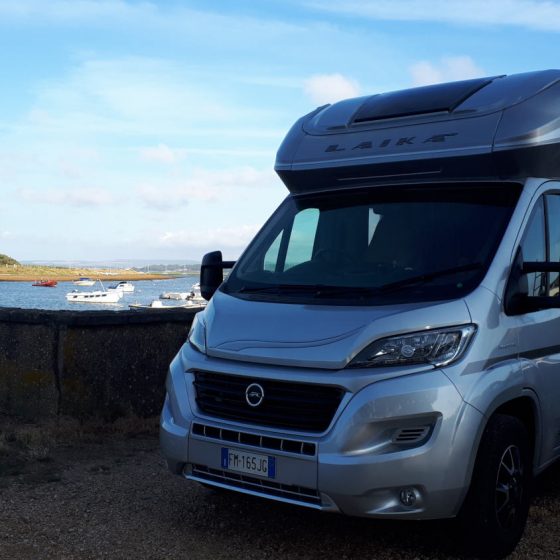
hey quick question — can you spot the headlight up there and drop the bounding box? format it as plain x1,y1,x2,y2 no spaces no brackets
188,312,207,354
348,325,476,368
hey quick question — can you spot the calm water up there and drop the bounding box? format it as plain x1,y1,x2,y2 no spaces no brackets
0,275,201,311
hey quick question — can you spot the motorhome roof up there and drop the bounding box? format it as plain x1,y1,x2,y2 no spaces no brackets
352,77,495,124
275,70,560,193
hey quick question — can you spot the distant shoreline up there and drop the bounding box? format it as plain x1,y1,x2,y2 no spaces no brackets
0,274,178,282
0,266,187,283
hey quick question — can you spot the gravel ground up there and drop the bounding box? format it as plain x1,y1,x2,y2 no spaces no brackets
1,433,560,560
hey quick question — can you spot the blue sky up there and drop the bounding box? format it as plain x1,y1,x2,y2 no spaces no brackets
2,0,560,262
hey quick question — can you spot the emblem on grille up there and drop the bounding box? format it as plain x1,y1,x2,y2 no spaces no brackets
245,383,265,407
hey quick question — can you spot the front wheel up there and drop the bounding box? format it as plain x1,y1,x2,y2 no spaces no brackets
458,413,532,559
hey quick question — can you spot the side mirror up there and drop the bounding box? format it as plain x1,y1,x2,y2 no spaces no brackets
505,249,560,314
200,251,236,301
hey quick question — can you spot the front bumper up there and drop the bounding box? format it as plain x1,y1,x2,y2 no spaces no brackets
160,346,484,520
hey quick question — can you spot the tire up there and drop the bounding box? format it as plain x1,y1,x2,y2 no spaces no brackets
458,413,532,559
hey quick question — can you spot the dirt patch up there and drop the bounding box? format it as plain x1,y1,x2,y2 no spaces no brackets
0,416,158,485
1,421,560,559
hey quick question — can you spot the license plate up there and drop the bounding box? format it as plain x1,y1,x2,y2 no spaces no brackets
221,448,276,479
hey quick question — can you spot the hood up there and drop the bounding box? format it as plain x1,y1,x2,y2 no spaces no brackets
203,290,471,369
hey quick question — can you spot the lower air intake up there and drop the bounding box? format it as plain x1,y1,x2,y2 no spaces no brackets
189,464,321,507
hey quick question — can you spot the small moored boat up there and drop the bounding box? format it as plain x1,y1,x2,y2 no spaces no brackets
159,291,191,300
129,299,202,310
108,281,135,293
66,290,123,303
73,277,95,286
66,281,123,303
32,280,58,287
159,283,205,304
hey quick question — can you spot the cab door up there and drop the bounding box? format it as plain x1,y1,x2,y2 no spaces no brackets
515,190,560,466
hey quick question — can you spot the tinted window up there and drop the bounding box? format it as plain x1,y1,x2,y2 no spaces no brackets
284,208,319,270
546,194,560,296
263,232,281,272
521,198,547,297
225,183,521,305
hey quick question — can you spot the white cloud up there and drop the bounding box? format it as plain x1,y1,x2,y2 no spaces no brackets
55,148,101,179
17,187,115,207
159,224,261,250
0,0,303,37
137,183,218,209
303,73,361,105
31,57,234,132
308,0,560,32
137,166,277,210
0,0,149,21
139,144,183,164
10,56,284,146
410,56,485,86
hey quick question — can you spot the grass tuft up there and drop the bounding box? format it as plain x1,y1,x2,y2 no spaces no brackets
0,415,159,479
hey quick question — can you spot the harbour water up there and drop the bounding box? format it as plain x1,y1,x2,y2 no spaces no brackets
0,275,200,311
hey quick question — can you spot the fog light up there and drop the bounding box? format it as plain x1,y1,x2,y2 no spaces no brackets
399,487,417,507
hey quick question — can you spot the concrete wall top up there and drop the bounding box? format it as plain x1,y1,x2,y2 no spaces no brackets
0,306,199,419
0,306,201,326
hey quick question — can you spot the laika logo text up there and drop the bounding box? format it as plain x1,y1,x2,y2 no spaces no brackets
324,132,458,153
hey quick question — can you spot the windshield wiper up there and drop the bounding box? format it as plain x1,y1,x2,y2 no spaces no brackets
238,283,331,295
237,284,379,298
238,284,368,296
377,262,484,293
236,263,483,298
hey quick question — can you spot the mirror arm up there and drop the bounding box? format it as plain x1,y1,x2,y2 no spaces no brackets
505,253,560,314
520,295,560,311
523,261,560,273
204,261,236,270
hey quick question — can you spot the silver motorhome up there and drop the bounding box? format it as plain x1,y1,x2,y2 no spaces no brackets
160,70,560,557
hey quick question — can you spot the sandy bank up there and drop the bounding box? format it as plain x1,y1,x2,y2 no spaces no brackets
0,273,178,282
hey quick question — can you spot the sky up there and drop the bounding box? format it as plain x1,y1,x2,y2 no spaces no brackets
2,0,560,262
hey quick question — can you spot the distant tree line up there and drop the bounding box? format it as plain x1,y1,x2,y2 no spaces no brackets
0,254,20,266
132,264,200,274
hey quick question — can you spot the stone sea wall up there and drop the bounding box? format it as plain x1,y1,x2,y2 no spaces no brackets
0,307,198,420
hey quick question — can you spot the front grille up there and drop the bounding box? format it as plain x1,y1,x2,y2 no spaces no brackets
193,371,344,432
190,464,321,506
192,423,316,456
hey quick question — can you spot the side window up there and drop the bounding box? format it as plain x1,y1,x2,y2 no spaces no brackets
368,208,381,244
521,198,546,297
263,232,282,272
546,194,560,296
284,208,319,270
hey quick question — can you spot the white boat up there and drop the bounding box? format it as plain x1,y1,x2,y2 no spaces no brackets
129,299,202,310
66,281,123,303
159,291,191,300
189,282,206,304
73,277,95,286
160,283,205,304
66,290,123,303
108,281,135,293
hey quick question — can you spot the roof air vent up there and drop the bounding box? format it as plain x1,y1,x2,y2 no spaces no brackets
352,77,494,124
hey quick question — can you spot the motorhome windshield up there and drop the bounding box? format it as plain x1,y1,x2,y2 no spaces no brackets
224,183,521,305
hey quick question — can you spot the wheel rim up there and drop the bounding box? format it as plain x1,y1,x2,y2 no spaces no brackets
495,444,524,530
